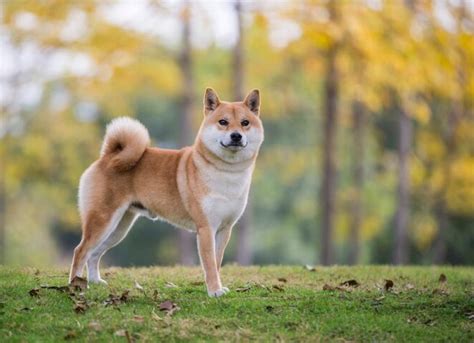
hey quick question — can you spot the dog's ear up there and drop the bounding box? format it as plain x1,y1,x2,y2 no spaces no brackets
243,89,260,116
204,88,220,115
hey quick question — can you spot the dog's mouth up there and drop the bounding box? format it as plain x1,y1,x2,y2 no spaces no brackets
220,141,247,151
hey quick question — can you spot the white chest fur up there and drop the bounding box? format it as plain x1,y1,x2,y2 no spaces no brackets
200,165,253,230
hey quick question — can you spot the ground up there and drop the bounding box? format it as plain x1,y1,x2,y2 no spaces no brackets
0,265,473,342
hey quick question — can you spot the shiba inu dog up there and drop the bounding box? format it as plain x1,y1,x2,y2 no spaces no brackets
69,88,264,297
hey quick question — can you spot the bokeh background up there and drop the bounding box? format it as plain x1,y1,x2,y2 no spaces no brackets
1,0,473,268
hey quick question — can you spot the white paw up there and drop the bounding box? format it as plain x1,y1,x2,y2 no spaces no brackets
88,278,108,285
207,288,229,298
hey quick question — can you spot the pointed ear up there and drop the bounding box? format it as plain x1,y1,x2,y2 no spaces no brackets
203,88,220,115
243,89,260,116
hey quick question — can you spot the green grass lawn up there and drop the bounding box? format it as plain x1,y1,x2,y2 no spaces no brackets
0,265,473,342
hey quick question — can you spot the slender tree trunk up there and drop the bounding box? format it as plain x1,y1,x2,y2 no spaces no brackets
178,1,196,265
232,0,252,266
348,101,365,265
0,153,5,265
393,108,412,265
320,4,339,265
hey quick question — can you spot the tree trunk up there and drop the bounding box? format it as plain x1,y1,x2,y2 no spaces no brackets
178,1,196,265
232,0,252,266
348,101,365,265
320,5,339,265
0,154,5,265
393,109,412,265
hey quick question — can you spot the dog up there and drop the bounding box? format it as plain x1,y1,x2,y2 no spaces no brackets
69,88,264,297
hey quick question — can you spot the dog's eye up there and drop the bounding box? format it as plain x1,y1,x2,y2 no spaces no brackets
241,120,250,127
218,119,228,126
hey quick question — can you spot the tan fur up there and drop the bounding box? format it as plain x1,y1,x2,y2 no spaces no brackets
69,88,264,297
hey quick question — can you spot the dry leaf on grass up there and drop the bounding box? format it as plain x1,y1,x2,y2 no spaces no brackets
74,301,88,314
88,321,102,331
134,281,144,292
439,273,447,283
277,277,287,283
235,285,252,292
304,265,316,272
28,288,40,297
159,300,180,316
132,315,144,323
323,284,345,291
190,281,204,286
64,331,77,340
70,276,88,291
340,279,360,288
165,281,178,288
272,285,285,292
384,280,394,291
103,290,131,306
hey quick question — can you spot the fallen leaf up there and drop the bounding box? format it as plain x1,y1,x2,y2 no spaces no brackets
304,265,316,272
405,283,415,290
70,276,88,291
41,285,70,293
103,290,130,307
190,281,204,286
277,277,287,283
265,305,274,312
88,321,102,331
132,315,144,323
115,329,127,337
34,269,40,276
235,285,252,292
64,331,77,340
340,279,360,288
159,300,180,316
74,302,87,314
323,284,345,292
272,285,284,292
432,288,448,296
134,281,144,292
165,282,178,288
28,288,40,297
439,274,447,283
423,319,437,326
384,280,394,291
120,290,130,302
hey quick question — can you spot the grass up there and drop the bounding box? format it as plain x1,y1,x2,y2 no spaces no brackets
0,265,473,342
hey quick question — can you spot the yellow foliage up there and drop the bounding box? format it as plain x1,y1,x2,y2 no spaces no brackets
412,213,438,251
446,158,474,215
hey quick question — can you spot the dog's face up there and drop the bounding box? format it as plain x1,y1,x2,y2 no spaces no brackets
199,88,264,163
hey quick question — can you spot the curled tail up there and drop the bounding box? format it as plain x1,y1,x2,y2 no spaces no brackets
100,117,150,171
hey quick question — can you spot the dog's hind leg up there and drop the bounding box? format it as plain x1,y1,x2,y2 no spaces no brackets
69,205,128,284
87,210,138,284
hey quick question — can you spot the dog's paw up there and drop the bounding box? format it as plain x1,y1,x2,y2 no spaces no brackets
207,288,229,298
88,278,108,286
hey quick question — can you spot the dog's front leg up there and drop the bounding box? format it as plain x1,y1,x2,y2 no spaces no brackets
215,226,232,271
197,226,229,297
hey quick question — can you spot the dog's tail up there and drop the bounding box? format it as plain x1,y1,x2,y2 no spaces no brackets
100,117,150,171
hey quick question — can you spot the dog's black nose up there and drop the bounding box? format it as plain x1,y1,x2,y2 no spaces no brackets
230,132,242,142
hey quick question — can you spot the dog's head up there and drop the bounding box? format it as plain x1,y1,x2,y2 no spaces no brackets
198,88,264,163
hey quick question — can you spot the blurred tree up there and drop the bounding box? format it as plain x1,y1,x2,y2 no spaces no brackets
320,0,340,265
178,1,197,266
233,0,252,266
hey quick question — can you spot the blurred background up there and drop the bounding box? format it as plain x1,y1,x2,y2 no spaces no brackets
1,0,473,268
